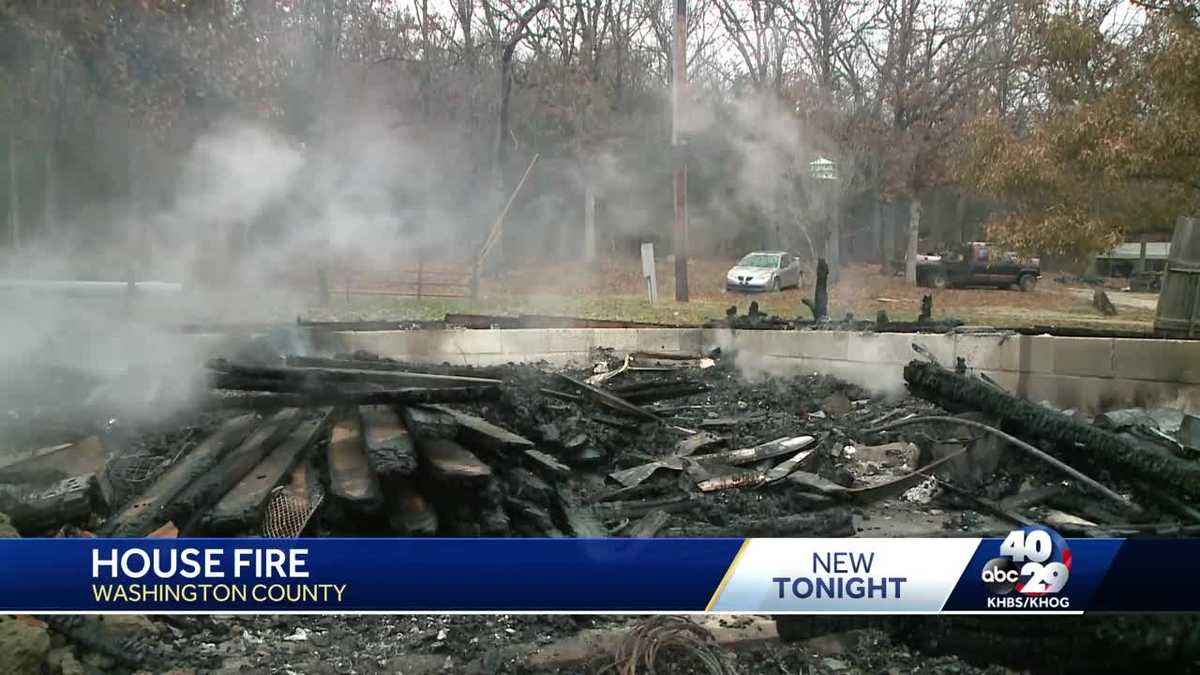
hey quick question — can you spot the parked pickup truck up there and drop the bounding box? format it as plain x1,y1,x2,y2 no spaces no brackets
916,242,1041,291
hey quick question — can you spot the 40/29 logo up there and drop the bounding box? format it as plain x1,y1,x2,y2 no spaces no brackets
980,526,1071,595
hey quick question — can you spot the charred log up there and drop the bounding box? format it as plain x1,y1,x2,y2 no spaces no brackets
903,360,1200,500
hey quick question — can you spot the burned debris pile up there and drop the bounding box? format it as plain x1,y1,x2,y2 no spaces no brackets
6,343,1199,548
4,345,1200,670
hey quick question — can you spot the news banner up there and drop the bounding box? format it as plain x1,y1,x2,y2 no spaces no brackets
0,525,1195,613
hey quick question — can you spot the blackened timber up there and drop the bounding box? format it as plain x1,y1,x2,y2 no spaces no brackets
609,381,710,405
360,405,418,478
418,438,493,484
100,415,259,537
326,411,384,513
209,361,502,389
402,405,460,439
286,355,509,380
555,373,661,422
200,412,332,535
386,479,438,535
165,408,305,529
422,404,535,456
903,360,1200,500
203,385,498,410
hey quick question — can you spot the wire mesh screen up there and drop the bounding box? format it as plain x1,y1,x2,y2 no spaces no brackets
261,482,325,538
106,449,184,505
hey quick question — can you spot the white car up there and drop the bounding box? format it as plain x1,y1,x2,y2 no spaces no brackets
725,251,803,292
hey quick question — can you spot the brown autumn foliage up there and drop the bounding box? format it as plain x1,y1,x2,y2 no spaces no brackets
958,3,1200,255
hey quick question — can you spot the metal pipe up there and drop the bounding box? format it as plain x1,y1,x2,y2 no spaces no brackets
860,414,1139,512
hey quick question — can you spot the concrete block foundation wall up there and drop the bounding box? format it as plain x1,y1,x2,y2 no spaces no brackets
315,328,1200,415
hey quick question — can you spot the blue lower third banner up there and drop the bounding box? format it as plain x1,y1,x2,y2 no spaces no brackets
0,529,1197,613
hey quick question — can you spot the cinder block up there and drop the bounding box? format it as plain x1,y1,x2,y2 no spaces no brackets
1114,339,1200,385
521,352,582,367
594,329,639,352
847,333,918,365
955,334,1022,372
1024,335,1055,374
977,369,1020,392
443,330,504,355
728,329,766,354
794,332,849,360
677,329,704,355
499,330,550,356
702,328,735,354
1051,337,1115,378
637,329,683,353
759,331,803,357
545,329,596,354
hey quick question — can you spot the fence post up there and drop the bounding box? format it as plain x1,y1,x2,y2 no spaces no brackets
417,258,424,300
470,260,480,299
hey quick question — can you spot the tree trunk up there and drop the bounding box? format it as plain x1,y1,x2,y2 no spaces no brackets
883,201,896,274
906,196,922,285
827,203,840,285
872,197,883,264
8,126,20,252
955,191,967,243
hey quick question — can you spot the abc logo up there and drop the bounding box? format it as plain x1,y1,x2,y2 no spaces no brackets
979,527,1071,596
981,557,1018,594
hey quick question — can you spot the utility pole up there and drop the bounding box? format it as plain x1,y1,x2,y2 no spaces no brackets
672,0,689,302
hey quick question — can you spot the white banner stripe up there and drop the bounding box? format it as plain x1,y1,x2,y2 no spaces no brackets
708,538,981,612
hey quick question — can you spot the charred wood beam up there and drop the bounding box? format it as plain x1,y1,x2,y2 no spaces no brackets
165,408,306,529
608,381,710,405
326,410,384,515
202,386,499,410
100,415,260,537
904,360,1200,501
360,405,418,479
198,412,333,535
209,361,502,389
555,373,661,422
421,404,535,457
286,355,510,380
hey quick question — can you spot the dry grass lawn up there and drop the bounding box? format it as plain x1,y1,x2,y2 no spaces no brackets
300,256,1157,331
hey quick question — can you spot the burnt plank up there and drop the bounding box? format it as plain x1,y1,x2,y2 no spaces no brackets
402,405,460,439
100,415,259,537
165,408,305,529
200,412,332,535
423,404,534,456
326,410,384,513
418,438,493,484
210,361,502,389
386,479,438,535
360,405,418,478
285,355,509,380
203,385,498,410
555,373,661,422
